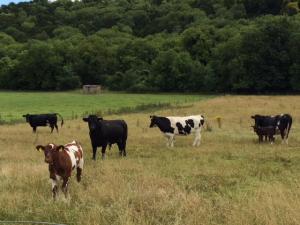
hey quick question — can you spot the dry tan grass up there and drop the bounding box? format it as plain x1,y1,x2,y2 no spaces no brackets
0,95,300,225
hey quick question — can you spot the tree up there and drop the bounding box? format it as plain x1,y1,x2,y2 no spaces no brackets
73,35,117,85
243,0,284,16
182,26,215,65
10,41,80,90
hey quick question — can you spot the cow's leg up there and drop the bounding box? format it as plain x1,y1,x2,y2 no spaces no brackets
196,132,201,146
92,146,97,160
51,179,58,199
117,141,127,157
50,125,54,133
76,158,84,182
258,135,263,143
165,137,170,147
76,168,82,182
117,142,123,156
165,133,174,147
101,144,107,160
122,141,127,157
280,129,285,144
62,177,69,198
33,126,37,133
283,128,289,144
269,135,274,144
169,135,174,147
193,130,201,146
55,124,59,133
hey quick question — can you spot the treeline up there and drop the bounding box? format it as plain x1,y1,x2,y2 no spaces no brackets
0,0,299,92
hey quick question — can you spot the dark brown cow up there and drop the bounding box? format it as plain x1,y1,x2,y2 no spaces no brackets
36,140,84,199
252,125,276,143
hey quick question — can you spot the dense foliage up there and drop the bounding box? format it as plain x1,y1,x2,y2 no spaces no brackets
0,0,299,92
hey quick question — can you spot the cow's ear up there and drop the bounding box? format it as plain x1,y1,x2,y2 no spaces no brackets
251,115,255,119
36,145,45,151
150,115,154,119
56,145,65,152
83,118,88,122
22,114,26,117
97,117,103,121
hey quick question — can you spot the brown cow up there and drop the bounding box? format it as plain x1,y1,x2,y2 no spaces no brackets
36,140,84,199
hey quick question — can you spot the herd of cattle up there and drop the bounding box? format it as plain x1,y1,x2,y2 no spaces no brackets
22,112,292,199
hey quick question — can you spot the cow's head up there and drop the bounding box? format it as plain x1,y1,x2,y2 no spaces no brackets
22,114,30,122
251,115,258,120
251,114,262,126
200,115,205,126
149,115,158,128
251,125,258,132
251,114,264,119
83,115,103,131
36,144,59,164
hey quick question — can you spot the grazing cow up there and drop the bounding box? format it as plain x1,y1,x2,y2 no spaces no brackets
36,140,83,199
149,115,205,147
23,113,64,133
251,114,292,144
83,115,128,160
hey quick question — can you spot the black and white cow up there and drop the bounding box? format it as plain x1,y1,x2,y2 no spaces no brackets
83,115,128,160
251,114,292,144
23,113,64,133
149,115,205,147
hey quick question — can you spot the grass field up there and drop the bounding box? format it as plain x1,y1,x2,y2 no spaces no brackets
0,91,209,123
0,95,300,225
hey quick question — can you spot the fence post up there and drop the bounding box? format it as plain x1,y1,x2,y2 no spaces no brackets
216,116,222,128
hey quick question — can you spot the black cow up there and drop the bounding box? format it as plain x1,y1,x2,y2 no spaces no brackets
83,115,127,160
251,114,292,144
23,113,64,133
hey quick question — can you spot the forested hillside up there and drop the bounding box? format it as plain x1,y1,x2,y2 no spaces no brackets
0,0,299,92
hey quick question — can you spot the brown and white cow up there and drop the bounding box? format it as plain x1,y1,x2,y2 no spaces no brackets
36,140,84,199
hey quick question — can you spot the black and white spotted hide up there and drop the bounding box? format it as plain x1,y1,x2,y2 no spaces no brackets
149,115,205,147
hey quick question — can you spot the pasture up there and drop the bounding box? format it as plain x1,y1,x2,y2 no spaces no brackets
0,91,207,123
0,95,300,225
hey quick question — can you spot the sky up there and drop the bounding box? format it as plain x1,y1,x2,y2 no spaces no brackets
0,0,31,5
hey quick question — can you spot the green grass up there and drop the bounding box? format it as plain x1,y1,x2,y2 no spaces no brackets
0,91,213,123
1,95,300,225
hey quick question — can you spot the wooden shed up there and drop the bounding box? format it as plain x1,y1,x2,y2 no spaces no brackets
82,85,101,94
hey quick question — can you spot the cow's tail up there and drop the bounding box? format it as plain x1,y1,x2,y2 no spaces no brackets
122,121,128,141
56,113,64,127
285,116,292,140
